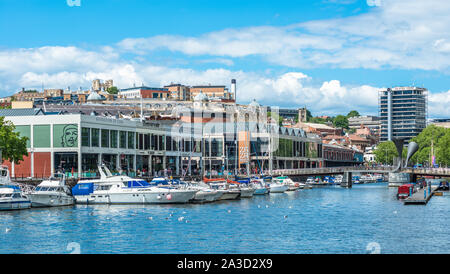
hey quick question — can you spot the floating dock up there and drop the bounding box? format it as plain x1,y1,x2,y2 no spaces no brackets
404,186,438,205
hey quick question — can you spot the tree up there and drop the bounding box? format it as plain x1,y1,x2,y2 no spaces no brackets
436,130,450,166
374,141,398,165
347,110,360,118
333,115,349,129
106,86,119,94
409,125,447,165
0,117,29,164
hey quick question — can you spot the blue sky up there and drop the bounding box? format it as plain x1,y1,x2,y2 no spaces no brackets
0,0,449,117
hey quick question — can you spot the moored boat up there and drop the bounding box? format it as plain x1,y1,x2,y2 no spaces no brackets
0,166,31,211
28,173,74,207
250,178,269,195
269,177,289,193
71,165,197,204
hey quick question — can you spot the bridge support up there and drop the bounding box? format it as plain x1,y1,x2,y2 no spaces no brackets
341,171,352,188
411,173,418,184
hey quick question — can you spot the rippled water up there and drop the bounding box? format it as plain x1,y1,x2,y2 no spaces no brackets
1,183,450,254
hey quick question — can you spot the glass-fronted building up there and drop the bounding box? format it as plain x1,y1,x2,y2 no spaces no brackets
379,87,428,143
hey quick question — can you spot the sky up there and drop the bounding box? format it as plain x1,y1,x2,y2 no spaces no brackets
0,0,449,117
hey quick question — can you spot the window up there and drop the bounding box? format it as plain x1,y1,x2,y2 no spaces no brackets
119,131,127,149
82,128,90,147
91,129,100,147
101,129,109,148
128,132,135,149
110,130,118,148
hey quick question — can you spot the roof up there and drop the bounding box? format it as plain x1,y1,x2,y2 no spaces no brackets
0,108,45,117
120,86,169,92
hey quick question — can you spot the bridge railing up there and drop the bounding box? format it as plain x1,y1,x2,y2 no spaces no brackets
269,166,394,176
403,167,450,176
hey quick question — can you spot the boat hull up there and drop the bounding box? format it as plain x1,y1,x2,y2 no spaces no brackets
269,185,288,193
239,188,255,198
193,190,222,203
29,193,75,208
74,189,198,204
218,191,240,200
0,200,31,211
253,188,269,195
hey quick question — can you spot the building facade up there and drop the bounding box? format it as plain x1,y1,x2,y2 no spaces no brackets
379,87,428,142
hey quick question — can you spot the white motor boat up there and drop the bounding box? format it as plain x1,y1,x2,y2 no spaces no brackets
188,181,223,203
250,178,269,195
230,183,255,198
0,166,31,211
28,173,75,207
71,165,198,204
269,177,289,193
334,175,343,185
208,181,240,200
360,174,377,183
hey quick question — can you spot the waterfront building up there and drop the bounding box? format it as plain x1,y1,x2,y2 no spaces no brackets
322,143,360,167
2,97,327,178
2,111,202,178
379,87,428,142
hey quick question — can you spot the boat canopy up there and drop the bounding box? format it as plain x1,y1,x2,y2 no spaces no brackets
71,183,94,196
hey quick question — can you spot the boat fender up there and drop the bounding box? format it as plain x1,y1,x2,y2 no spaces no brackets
157,195,162,200
166,194,172,200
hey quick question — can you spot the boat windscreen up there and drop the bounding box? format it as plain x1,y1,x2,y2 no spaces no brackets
127,180,151,188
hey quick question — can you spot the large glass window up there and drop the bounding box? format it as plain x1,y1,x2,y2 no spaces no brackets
119,131,127,149
81,127,90,147
110,130,118,148
91,128,99,147
101,129,109,148
127,132,135,149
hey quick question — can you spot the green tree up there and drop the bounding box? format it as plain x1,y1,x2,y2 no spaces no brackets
0,117,29,164
333,115,349,129
409,125,447,165
106,86,119,94
374,141,398,165
436,130,450,166
347,110,360,118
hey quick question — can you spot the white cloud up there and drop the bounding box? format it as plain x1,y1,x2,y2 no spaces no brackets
429,90,450,117
117,0,450,71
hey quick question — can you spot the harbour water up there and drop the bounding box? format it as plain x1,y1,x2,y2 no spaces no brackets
1,182,450,254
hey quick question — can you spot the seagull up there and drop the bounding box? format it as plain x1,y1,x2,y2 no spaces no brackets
178,217,185,222
284,215,288,219
227,210,231,213
288,206,293,209
257,205,261,208
148,217,153,220
265,205,269,208
5,228,11,233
